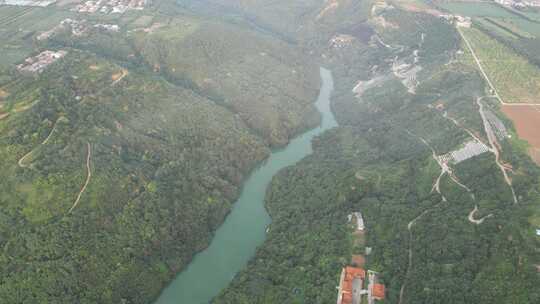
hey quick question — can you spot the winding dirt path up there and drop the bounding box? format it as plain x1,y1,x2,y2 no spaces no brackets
399,132,478,303
416,134,471,196
477,97,518,204
18,117,65,168
443,112,490,149
468,205,494,225
68,142,92,214
398,209,431,304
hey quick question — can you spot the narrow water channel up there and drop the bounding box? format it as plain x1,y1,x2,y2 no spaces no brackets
154,67,337,304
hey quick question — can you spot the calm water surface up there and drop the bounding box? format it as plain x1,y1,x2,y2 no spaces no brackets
154,67,337,304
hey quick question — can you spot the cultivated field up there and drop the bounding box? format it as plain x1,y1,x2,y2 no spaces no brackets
501,105,540,164
461,27,540,104
477,17,534,39
440,2,540,37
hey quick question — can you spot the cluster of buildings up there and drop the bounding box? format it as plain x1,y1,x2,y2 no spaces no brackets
0,0,55,7
393,58,422,94
440,14,472,28
37,18,86,40
17,50,67,74
495,0,540,9
348,212,365,232
338,212,385,304
440,140,490,164
484,110,510,141
337,267,385,304
37,18,119,41
94,23,119,31
352,75,389,99
329,34,356,48
73,0,147,14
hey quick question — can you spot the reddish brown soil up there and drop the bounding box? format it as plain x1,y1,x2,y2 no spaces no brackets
502,105,540,165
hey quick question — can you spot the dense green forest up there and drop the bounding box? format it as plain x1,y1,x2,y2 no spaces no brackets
0,49,272,303
0,1,322,303
214,1,540,304
0,0,539,303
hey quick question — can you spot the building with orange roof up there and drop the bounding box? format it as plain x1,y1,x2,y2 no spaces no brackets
372,283,385,300
337,266,366,304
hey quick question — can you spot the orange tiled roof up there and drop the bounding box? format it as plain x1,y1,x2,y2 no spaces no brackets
345,266,365,279
339,267,365,304
372,283,385,299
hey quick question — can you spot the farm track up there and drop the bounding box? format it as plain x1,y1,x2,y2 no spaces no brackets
457,27,519,203
458,27,540,106
0,7,32,23
399,130,486,303
443,112,490,149
0,7,35,28
18,116,64,168
477,97,518,204
468,205,494,225
68,142,92,214
398,209,430,304
399,132,472,304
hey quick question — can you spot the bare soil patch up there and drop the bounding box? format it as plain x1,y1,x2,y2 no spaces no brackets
111,69,128,86
0,88,8,100
352,230,365,246
351,255,365,267
502,105,540,165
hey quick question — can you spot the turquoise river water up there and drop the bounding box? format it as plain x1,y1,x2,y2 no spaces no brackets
154,67,337,304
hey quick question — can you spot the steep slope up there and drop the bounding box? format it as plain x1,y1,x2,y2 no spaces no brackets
0,48,272,303
42,12,321,147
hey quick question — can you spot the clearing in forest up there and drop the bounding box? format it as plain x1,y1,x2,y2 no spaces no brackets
111,69,128,85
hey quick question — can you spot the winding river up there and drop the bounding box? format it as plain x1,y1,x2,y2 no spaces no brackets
154,67,337,304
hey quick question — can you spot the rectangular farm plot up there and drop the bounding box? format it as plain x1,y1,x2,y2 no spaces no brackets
502,105,540,165
462,27,540,104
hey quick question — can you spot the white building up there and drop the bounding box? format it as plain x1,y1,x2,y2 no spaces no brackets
348,212,365,231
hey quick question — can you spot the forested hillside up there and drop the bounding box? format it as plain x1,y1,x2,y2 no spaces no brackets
214,1,540,303
1,0,539,303
0,1,321,302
